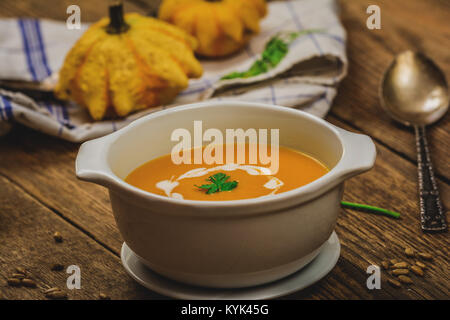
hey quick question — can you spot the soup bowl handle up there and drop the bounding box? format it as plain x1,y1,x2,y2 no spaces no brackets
333,127,376,181
75,135,115,187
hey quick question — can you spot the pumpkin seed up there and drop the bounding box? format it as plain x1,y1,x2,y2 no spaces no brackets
99,293,110,300
53,231,63,243
418,252,432,261
392,262,408,269
15,267,27,275
45,290,67,300
387,278,401,288
392,268,409,276
410,265,424,276
44,287,61,294
22,278,37,288
381,261,390,270
404,247,415,257
398,275,413,284
7,278,22,287
415,261,427,269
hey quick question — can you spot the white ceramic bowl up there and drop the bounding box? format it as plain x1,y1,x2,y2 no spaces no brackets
76,101,376,288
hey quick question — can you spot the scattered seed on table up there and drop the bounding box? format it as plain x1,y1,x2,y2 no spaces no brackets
381,261,390,270
392,262,408,269
404,247,415,257
392,269,409,276
418,252,432,261
51,263,64,271
53,231,63,243
398,275,413,284
415,261,427,269
410,265,424,276
99,293,110,300
389,259,399,265
388,278,402,288
15,267,27,275
44,287,61,294
11,273,26,279
45,290,67,300
7,278,22,287
22,278,37,288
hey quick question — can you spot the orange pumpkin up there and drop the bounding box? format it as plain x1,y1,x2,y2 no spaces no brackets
158,0,267,57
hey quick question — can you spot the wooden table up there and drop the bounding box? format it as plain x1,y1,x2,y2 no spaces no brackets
0,0,448,300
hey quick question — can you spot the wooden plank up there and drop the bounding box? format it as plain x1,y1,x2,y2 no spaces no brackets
334,0,450,180
313,116,449,300
0,0,147,21
0,175,162,300
0,127,122,253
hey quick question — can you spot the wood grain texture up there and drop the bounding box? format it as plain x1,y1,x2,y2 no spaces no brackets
0,0,449,299
0,0,148,21
0,175,162,300
334,0,450,180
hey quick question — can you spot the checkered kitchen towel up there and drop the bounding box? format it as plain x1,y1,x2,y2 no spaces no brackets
0,0,347,142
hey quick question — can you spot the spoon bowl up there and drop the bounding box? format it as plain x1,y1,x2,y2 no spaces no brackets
380,51,449,126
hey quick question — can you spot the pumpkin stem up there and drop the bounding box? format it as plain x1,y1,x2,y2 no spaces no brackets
106,0,129,34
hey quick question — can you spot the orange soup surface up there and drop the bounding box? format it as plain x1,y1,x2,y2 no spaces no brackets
125,144,329,201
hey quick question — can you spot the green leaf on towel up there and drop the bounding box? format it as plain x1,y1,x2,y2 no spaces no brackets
221,29,323,80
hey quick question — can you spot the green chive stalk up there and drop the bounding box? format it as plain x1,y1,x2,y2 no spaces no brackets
341,201,401,219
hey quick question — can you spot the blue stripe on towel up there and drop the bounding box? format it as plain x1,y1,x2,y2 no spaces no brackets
285,2,323,55
1,96,14,120
23,19,48,80
269,85,277,104
32,20,74,129
43,102,53,114
33,20,52,77
0,98,4,120
18,19,38,81
22,19,75,130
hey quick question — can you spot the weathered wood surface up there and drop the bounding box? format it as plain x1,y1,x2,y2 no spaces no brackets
333,0,450,180
0,175,162,300
0,0,449,299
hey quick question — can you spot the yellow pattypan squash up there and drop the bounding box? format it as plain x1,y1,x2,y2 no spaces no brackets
55,3,203,120
158,0,267,57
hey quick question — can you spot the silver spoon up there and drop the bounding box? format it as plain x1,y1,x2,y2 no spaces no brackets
380,51,448,232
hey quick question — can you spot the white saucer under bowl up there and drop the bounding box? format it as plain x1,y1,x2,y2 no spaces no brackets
121,231,340,300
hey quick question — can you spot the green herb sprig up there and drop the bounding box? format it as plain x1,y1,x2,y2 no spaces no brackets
221,29,323,80
341,201,401,219
196,173,238,195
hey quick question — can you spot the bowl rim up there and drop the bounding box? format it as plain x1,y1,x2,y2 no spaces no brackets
76,101,374,215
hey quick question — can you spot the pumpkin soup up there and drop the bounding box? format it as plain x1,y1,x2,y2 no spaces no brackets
125,144,328,201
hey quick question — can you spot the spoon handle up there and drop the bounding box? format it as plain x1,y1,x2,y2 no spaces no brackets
415,126,447,232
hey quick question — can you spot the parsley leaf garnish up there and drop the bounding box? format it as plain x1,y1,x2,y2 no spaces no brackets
221,29,323,80
195,173,238,194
